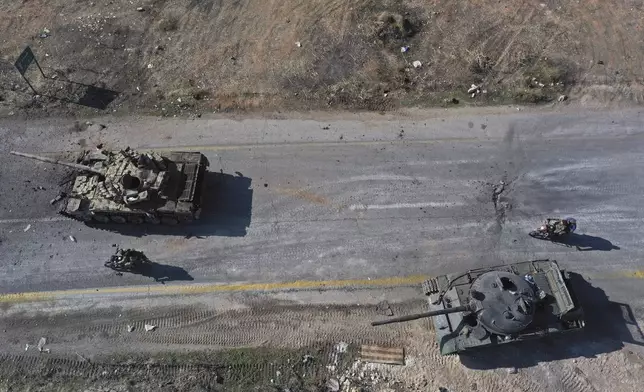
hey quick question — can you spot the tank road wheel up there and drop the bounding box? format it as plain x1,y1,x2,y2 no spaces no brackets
92,214,110,223
145,215,161,225
160,216,179,225
110,215,127,224
128,215,144,224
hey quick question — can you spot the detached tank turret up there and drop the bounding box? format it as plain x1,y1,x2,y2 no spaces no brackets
372,259,585,355
11,147,209,225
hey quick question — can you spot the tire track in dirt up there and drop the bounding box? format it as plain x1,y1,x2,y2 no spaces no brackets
558,366,601,392
122,303,423,349
476,1,535,64
1,301,428,353
492,5,537,68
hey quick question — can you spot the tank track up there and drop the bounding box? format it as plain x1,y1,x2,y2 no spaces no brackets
422,278,440,296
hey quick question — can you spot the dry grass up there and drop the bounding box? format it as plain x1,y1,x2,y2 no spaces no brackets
1,0,643,116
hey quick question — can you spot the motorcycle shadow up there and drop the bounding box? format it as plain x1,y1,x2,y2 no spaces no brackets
113,262,194,283
551,233,620,251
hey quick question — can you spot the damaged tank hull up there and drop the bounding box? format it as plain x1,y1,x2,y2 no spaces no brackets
372,259,585,355
12,149,210,225
425,260,585,355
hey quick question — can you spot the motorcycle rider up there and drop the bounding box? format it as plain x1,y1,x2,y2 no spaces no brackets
546,217,577,236
109,248,149,270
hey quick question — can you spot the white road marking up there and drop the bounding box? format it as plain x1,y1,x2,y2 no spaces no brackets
349,202,463,211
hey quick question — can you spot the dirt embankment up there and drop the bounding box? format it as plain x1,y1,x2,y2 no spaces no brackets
1,0,644,116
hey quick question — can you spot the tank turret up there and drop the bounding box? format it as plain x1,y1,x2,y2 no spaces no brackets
371,260,585,355
10,147,210,225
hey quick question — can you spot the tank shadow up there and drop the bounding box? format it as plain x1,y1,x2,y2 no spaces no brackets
552,233,620,251
84,172,253,237
459,273,643,369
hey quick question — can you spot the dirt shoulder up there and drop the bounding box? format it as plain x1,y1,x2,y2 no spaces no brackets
1,286,643,392
1,0,643,118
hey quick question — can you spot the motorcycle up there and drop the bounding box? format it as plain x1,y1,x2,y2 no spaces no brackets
529,218,577,240
104,247,151,272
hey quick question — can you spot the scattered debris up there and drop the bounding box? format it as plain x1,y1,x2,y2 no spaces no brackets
147,63,153,69
325,378,340,392
361,345,405,365
302,354,314,364
23,224,31,232
37,337,50,353
144,324,157,332
335,342,348,353
377,300,394,316
68,235,76,242
39,28,50,38
412,60,422,68
127,325,135,332
468,84,481,97
558,94,568,102
295,41,301,47
49,192,66,205
400,46,409,53
87,123,107,133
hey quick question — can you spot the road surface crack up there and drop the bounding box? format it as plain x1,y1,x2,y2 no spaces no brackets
491,179,512,225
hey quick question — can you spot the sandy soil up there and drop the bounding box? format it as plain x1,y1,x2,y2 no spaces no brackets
0,285,642,392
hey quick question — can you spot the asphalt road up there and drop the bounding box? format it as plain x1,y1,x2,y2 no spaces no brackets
1,108,643,319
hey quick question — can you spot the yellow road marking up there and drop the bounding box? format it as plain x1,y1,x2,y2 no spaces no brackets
0,275,429,304
1,269,643,304
614,270,644,279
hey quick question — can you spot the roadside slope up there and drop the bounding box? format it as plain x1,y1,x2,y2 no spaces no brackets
1,0,644,116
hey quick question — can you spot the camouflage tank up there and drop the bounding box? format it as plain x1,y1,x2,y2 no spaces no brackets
371,259,585,355
10,147,209,225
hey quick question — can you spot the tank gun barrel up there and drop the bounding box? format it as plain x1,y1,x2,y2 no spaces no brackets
10,151,104,176
371,304,471,326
